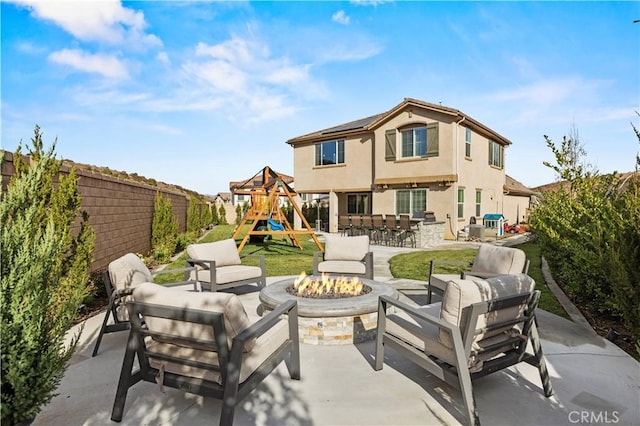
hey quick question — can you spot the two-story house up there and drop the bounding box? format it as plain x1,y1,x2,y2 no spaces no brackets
286,98,513,240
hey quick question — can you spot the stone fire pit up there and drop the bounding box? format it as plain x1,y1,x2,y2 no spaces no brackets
259,276,399,345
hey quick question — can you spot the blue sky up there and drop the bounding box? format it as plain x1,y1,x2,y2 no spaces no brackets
2,1,638,195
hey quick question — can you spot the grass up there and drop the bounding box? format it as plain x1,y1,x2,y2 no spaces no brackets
156,225,569,318
388,241,569,319
154,224,321,283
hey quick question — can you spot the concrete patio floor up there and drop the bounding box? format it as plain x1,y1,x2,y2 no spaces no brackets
34,240,640,426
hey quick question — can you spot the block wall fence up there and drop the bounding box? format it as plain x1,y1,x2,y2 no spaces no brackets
1,151,190,272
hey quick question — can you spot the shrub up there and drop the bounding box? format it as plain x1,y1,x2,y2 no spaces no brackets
211,202,220,224
186,196,201,237
200,203,213,229
151,192,177,262
530,129,640,351
235,204,243,225
1,126,96,425
218,204,227,225
175,233,193,253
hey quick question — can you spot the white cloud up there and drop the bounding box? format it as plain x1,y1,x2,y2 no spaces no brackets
11,0,161,48
48,48,129,79
179,35,319,121
332,10,351,25
156,51,170,65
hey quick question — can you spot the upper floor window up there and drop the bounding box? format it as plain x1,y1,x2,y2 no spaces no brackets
465,128,472,158
396,189,427,215
394,123,439,160
315,139,344,166
489,140,503,168
401,127,427,157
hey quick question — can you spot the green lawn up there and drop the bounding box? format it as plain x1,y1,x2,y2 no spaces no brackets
389,241,569,319
157,225,568,318
154,224,320,282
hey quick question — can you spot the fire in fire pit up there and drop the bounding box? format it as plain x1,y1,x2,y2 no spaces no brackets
286,272,372,299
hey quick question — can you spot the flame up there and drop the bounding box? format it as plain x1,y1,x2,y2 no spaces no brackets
293,272,365,297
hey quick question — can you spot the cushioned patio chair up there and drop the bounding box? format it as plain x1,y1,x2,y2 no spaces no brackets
375,274,554,426
313,234,373,279
427,244,530,303
111,282,300,426
92,253,198,357
186,238,266,292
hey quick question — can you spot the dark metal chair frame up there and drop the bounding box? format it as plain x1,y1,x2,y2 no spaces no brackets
92,265,198,357
427,258,531,304
312,250,374,280
186,254,267,292
111,299,300,426
374,290,553,426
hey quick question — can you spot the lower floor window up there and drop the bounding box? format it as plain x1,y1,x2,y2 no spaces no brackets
347,193,370,214
457,188,465,218
396,189,427,215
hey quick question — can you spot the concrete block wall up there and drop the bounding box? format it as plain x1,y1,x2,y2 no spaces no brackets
2,151,189,272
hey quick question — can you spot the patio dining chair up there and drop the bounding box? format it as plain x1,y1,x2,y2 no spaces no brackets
92,253,198,357
382,214,400,246
397,214,416,247
374,274,554,425
110,282,300,426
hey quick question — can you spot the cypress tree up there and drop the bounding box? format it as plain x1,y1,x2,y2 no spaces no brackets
1,125,96,425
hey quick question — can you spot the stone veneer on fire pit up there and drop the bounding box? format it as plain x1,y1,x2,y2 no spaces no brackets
259,277,399,345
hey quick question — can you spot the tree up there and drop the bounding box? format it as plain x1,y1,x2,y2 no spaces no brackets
218,204,227,225
1,126,96,425
200,202,213,229
211,202,220,224
186,196,201,237
235,204,243,225
151,192,177,262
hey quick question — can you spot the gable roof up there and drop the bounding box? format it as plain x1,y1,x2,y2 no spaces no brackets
504,175,534,197
286,98,512,146
532,171,638,194
229,167,294,192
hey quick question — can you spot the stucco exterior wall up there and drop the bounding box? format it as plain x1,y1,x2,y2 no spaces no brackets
503,194,530,224
292,135,372,193
288,99,513,241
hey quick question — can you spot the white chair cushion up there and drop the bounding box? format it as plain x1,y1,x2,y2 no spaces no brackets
108,253,152,292
108,253,152,321
187,239,241,268
323,234,370,261
317,260,366,275
133,282,256,352
471,244,527,275
438,274,535,348
197,265,264,285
